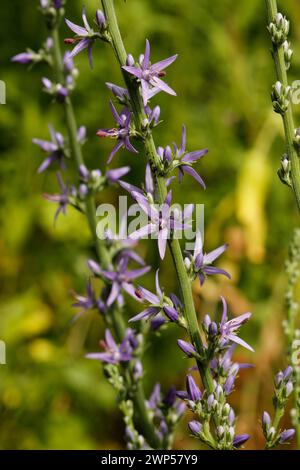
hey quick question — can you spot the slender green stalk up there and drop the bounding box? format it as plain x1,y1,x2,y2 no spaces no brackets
51,25,160,450
265,0,300,212
101,0,215,396
284,229,300,448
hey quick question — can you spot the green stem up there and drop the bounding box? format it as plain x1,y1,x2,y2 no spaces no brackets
101,0,215,396
265,406,284,450
51,25,160,450
265,0,300,212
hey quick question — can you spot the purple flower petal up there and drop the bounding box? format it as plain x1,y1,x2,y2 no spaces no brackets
65,19,88,37
129,306,160,322
122,65,142,79
182,149,208,163
151,76,177,96
143,39,151,69
182,165,206,188
204,244,228,264
69,38,90,58
151,54,178,73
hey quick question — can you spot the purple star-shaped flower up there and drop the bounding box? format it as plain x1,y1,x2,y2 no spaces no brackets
96,102,138,164
129,270,180,322
129,191,193,259
219,297,253,352
72,280,106,316
33,125,66,173
65,7,99,69
43,172,69,222
123,39,177,105
172,125,208,187
187,230,231,285
101,256,150,307
86,329,136,365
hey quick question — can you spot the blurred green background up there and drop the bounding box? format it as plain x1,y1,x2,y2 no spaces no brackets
1,0,300,450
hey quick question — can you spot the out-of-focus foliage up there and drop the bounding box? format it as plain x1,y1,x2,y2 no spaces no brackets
1,0,300,450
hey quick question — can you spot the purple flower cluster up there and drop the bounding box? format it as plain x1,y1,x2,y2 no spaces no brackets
184,230,230,286
178,374,250,449
146,384,186,446
86,328,138,365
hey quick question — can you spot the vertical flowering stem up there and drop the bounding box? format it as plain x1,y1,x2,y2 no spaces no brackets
50,24,160,450
284,229,300,447
265,0,300,213
101,0,215,394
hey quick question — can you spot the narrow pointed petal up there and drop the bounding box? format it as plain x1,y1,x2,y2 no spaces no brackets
220,296,228,324
133,192,156,218
124,136,138,154
155,269,162,297
180,125,186,154
32,138,57,152
65,19,88,36
107,140,123,164
158,228,168,259
109,100,122,125
81,6,91,32
194,230,203,258
106,166,130,183
37,154,57,173
119,180,143,195
122,65,142,79
182,149,208,163
151,54,178,73
141,79,150,106
107,282,120,306
129,223,156,240
129,306,160,322
151,76,177,96
69,38,90,58
136,285,160,304
145,164,154,194
143,39,151,68
87,43,93,69
125,266,151,280
182,165,206,188
227,334,254,352
104,329,117,349
204,244,228,264
204,266,231,279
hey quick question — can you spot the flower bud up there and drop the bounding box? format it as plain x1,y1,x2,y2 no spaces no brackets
188,420,202,436
126,54,135,66
96,10,106,29
279,428,295,444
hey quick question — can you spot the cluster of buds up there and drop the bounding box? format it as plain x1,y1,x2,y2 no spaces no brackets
268,12,290,46
278,153,292,188
121,400,147,450
262,366,295,449
42,52,79,102
274,366,294,407
271,81,291,115
262,411,295,449
11,37,53,67
179,375,249,450
146,384,186,448
76,163,130,200
39,0,65,29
